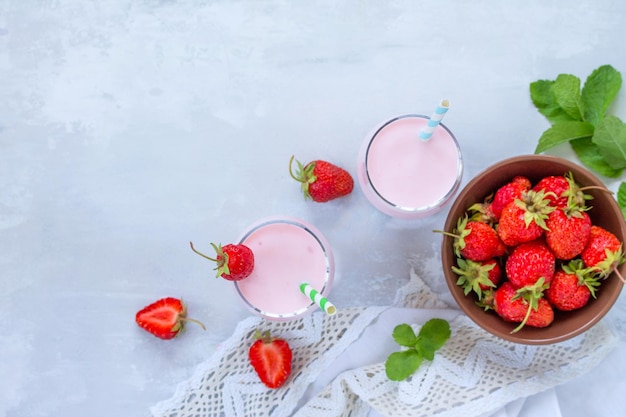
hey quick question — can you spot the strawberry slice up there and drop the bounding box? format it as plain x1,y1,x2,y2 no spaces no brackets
248,330,293,389
135,297,205,340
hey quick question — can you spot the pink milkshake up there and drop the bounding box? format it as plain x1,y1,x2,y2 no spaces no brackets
234,217,335,321
357,114,463,218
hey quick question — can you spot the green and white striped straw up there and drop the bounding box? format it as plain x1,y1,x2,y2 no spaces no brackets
419,99,450,141
299,282,336,316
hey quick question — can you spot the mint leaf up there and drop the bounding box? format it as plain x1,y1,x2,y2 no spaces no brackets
592,115,626,169
582,65,622,126
534,121,594,154
530,80,578,124
570,138,623,178
617,182,626,218
386,319,451,381
415,318,451,361
385,350,423,381
392,323,418,347
552,74,584,120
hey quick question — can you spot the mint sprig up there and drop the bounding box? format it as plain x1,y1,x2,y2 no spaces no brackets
530,64,626,215
385,319,451,381
531,65,625,172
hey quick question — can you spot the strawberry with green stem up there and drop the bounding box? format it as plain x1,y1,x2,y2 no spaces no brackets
581,225,626,283
545,205,592,260
135,297,206,340
490,175,532,219
505,239,555,288
546,260,600,311
435,215,506,262
497,189,556,247
494,280,554,333
289,155,354,202
190,241,255,281
452,258,502,300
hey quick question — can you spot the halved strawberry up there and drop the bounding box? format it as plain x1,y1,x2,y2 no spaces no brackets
249,330,293,389
135,297,206,340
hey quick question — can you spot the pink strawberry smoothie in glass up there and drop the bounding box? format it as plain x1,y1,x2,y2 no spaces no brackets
357,114,463,219
234,216,335,321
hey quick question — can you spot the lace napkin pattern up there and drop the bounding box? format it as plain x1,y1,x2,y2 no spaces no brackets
151,270,618,417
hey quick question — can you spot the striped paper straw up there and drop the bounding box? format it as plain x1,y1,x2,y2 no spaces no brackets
418,99,450,141
299,282,337,316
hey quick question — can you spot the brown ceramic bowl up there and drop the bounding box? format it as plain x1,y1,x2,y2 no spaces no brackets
441,155,626,344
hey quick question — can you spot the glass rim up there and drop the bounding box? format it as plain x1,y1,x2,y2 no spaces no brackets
364,114,463,214
234,216,334,320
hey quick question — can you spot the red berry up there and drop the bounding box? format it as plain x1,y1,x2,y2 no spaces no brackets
545,208,591,260
493,281,554,332
532,175,570,208
289,156,354,202
497,189,554,247
452,258,502,300
441,216,506,261
249,330,293,389
545,261,598,311
190,242,255,281
581,225,624,277
490,176,531,219
135,297,206,340
505,239,555,288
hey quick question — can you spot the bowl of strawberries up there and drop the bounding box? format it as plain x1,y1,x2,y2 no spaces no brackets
440,154,626,344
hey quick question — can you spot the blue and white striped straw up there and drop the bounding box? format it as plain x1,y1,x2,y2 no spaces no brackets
418,99,450,141
299,282,336,316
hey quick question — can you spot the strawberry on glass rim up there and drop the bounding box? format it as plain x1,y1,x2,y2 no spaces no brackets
190,241,255,281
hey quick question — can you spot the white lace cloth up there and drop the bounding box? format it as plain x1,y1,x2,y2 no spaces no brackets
151,270,618,417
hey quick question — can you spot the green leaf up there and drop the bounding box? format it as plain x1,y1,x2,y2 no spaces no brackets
617,182,626,218
570,137,623,178
392,324,418,347
552,74,584,120
530,80,578,124
581,65,622,126
534,121,594,154
415,318,451,361
385,350,423,381
592,115,626,169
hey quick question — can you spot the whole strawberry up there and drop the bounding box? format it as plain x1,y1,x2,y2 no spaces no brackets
545,207,591,260
534,172,593,209
532,174,570,208
436,215,506,261
505,239,555,288
249,330,293,389
135,297,206,340
289,155,354,202
581,225,625,280
190,242,255,281
452,258,502,300
493,280,554,333
496,189,555,247
490,175,531,219
545,260,599,311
